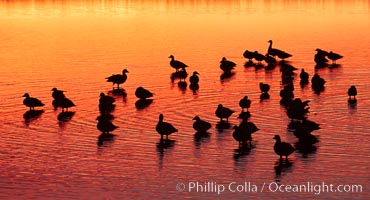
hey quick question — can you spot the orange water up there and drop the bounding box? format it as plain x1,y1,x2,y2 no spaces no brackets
0,1,369,199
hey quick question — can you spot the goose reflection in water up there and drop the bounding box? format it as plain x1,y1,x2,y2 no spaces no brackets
135,99,153,110
193,131,211,148
97,133,116,147
233,144,254,161
156,139,175,170
274,159,294,182
57,111,75,122
23,110,44,126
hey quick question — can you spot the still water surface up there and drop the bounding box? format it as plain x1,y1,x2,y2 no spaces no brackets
0,1,369,199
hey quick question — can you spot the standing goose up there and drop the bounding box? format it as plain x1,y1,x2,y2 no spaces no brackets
347,85,357,100
192,116,212,132
243,50,255,65
169,55,188,72
299,69,309,84
106,69,129,89
189,71,200,84
259,82,270,94
267,40,292,60
311,73,326,89
232,125,252,147
327,51,343,65
22,93,45,110
253,51,265,65
99,92,115,105
156,114,178,140
51,88,65,100
314,48,329,65
215,104,235,122
220,57,236,73
135,87,154,100
59,97,76,112
239,96,251,112
273,135,295,159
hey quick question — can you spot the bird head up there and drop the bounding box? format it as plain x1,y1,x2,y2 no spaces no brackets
22,93,30,98
122,69,129,74
192,116,200,121
100,92,105,97
168,55,174,59
267,40,272,43
159,114,164,121
273,135,281,140
51,88,57,91
232,125,239,130
193,71,199,75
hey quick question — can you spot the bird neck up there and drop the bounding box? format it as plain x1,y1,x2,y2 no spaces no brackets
268,41,272,52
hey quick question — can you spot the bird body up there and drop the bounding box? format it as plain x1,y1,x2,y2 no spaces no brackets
273,135,295,159
300,69,309,84
327,51,343,65
267,40,292,60
169,55,188,72
156,114,178,140
106,69,129,89
189,71,200,84
347,85,357,100
135,87,154,100
99,92,115,105
215,104,234,122
314,48,329,65
243,50,255,62
220,57,236,72
192,116,212,132
239,96,251,112
253,51,265,65
22,93,44,110
51,88,65,100
259,82,270,94
232,125,252,146
59,97,75,112
311,74,326,89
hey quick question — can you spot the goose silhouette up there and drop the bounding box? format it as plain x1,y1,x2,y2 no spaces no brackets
99,92,115,105
253,51,265,65
314,48,329,65
51,88,65,100
327,51,343,65
59,97,76,112
22,93,44,110
299,69,309,84
106,69,129,89
259,82,270,94
169,55,188,72
267,40,292,60
220,57,236,73
232,125,252,147
215,104,235,122
189,71,200,84
177,67,188,82
264,53,277,67
243,50,255,63
156,114,178,140
273,135,295,160
135,87,154,100
311,73,326,89
239,96,251,112
347,85,357,100
192,116,212,132
96,116,118,134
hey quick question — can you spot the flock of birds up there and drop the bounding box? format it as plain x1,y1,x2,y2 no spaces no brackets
21,40,358,161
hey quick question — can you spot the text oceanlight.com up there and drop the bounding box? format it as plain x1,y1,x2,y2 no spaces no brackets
175,181,363,195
